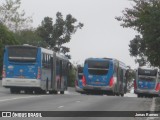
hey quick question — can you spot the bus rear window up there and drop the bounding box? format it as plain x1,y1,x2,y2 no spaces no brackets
8,46,38,62
139,77,156,82
87,61,109,75
138,68,157,76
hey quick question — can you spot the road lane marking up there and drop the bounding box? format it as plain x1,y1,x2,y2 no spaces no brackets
76,101,81,103
150,98,155,111
146,98,159,120
58,106,64,109
0,95,44,102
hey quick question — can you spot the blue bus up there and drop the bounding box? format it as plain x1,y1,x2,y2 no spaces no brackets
82,58,127,96
75,65,85,93
134,66,160,97
2,45,70,94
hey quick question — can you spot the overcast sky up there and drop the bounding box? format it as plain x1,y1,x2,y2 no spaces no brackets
19,0,138,68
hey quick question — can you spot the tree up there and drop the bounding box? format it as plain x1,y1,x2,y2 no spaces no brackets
37,12,84,59
14,29,46,47
0,0,32,32
0,23,18,76
68,65,77,87
116,0,160,67
126,67,136,83
36,17,53,48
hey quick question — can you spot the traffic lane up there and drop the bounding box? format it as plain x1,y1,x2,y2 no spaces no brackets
56,96,152,111
0,86,152,111
0,85,137,98
0,96,151,120
0,94,85,111
0,93,153,120
0,92,152,111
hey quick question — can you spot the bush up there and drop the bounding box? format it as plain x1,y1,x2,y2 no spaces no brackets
68,68,77,87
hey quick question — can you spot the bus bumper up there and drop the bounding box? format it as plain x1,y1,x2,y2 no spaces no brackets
2,78,41,88
134,89,160,96
83,85,113,91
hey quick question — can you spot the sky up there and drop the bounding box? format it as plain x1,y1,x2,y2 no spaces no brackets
7,0,139,68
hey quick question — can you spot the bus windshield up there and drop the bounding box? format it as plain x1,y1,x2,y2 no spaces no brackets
8,46,38,62
87,60,109,75
138,76,156,82
138,68,157,76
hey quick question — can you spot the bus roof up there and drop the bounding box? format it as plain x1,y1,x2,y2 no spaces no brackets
138,66,158,70
41,48,69,61
5,45,69,61
41,47,53,55
6,45,38,49
56,53,69,61
84,57,127,69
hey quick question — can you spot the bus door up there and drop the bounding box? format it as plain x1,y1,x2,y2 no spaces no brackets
116,67,120,93
50,53,56,90
123,69,127,93
58,60,62,90
119,69,124,93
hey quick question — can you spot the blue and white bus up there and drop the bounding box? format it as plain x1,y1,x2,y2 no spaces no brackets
82,58,127,96
2,45,70,94
134,66,160,97
75,65,85,93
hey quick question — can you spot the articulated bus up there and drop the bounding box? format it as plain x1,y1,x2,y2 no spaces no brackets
2,45,70,94
75,65,85,93
82,58,127,96
134,66,160,97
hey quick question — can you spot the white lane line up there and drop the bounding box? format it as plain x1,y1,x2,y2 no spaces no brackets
76,101,81,103
0,95,43,102
146,98,158,120
150,98,156,111
58,106,64,109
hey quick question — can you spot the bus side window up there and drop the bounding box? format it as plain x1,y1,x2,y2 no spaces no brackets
42,53,48,68
114,64,117,77
56,59,60,75
42,53,45,68
44,54,47,68
46,54,48,68
46,55,48,68
48,55,51,69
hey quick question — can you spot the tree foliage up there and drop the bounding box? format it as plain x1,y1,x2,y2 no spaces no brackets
68,67,77,87
116,0,160,67
0,23,18,76
0,0,32,32
14,29,46,47
37,12,84,59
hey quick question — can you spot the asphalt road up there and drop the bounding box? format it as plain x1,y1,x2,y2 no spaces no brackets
0,81,159,120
